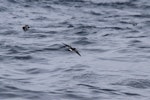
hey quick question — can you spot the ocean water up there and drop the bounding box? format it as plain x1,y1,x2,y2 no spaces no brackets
0,0,150,100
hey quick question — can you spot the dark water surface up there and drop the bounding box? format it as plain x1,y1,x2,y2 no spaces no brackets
0,0,150,100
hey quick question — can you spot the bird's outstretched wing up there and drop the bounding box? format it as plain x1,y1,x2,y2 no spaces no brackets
62,43,72,48
62,43,81,56
74,49,81,56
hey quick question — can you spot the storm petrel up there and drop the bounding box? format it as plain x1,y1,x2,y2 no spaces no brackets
22,25,30,31
63,43,81,56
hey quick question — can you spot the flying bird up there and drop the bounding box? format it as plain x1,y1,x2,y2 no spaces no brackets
63,43,81,56
22,25,30,31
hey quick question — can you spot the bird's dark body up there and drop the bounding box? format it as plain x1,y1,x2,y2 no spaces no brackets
22,25,30,31
63,43,81,56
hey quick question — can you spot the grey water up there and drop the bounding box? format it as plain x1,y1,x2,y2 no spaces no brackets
0,0,150,100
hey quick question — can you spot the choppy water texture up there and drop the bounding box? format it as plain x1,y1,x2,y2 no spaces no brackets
0,0,150,100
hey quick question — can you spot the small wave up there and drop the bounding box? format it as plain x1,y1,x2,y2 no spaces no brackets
27,44,63,53
137,45,150,49
78,83,116,91
7,0,18,3
74,30,89,36
127,40,150,50
0,92,19,98
90,11,102,16
72,72,101,84
76,25,96,29
1,30,19,35
2,44,28,54
13,55,33,60
30,16,49,21
64,64,89,72
0,82,46,99
129,40,142,43
131,14,150,18
101,26,127,30
0,6,8,12
127,40,142,48
83,48,109,53
112,78,150,89
119,21,137,26
102,33,113,37
98,57,142,62
58,0,84,3
73,25,97,36
54,0,85,7
77,83,119,95
89,0,137,9
73,37,94,45
20,68,49,74
123,92,141,96
125,35,147,38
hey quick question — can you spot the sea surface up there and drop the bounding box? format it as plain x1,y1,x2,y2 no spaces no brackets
0,0,150,100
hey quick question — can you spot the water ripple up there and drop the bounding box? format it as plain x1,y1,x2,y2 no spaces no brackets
112,78,150,89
